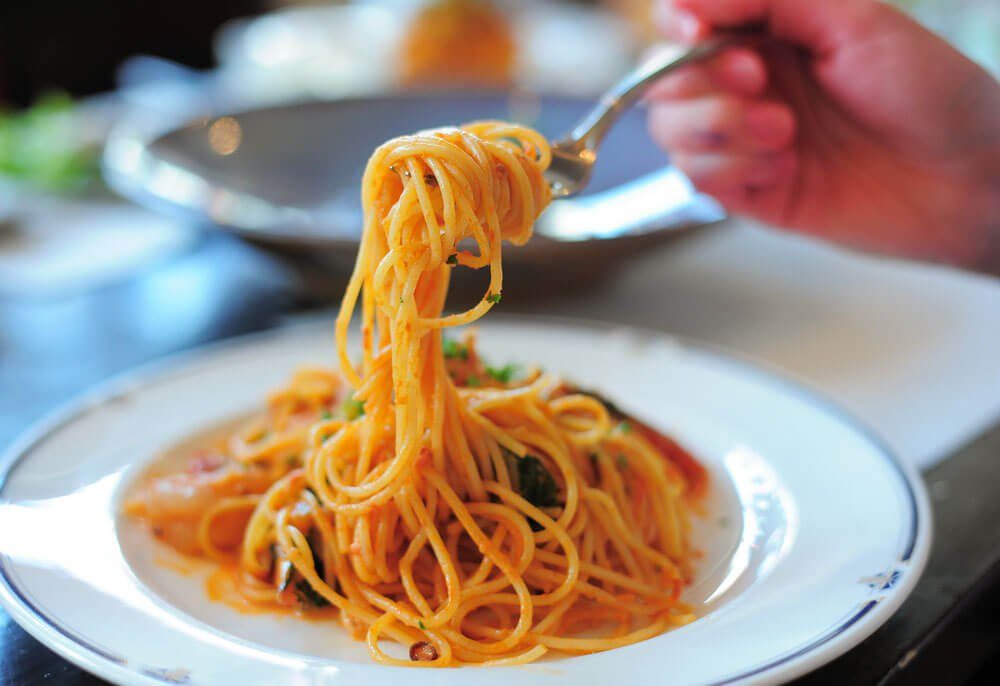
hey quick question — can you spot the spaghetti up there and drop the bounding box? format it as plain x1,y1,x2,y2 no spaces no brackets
126,121,706,666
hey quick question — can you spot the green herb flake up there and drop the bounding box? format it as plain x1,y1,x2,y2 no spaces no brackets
320,409,332,420
616,454,629,469
504,451,560,509
486,291,502,305
442,338,469,360
617,421,632,434
486,364,518,384
466,375,481,387
446,253,458,266
343,396,365,420
294,579,330,608
418,620,426,630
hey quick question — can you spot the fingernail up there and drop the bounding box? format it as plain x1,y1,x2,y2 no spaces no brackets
745,103,794,146
723,52,763,90
679,12,702,41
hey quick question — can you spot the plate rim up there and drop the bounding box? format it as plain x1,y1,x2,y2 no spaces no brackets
0,314,932,686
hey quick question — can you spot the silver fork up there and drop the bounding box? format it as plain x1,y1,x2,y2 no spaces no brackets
546,29,764,198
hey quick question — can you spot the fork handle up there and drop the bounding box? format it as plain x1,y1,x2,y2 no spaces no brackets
561,27,766,152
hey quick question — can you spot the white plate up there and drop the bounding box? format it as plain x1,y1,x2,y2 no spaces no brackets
0,318,930,685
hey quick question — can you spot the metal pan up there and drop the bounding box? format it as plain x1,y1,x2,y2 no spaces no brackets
103,93,724,297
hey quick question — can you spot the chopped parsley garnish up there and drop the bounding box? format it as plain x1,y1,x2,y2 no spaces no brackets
466,375,481,387
343,396,365,420
446,253,458,266
486,291,502,305
442,338,468,360
617,421,632,433
519,456,560,511
503,450,560,509
294,530,330,608
418,620,426,630
320,409,332,420
294,579,330,608
486,364,518,383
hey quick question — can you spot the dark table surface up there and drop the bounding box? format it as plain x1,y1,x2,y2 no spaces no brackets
2,229,999,685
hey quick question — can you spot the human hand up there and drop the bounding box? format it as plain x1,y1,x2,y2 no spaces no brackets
648,0,1000,272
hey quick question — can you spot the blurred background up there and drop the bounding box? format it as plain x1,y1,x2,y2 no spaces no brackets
1,0,996,106
0,0,995,306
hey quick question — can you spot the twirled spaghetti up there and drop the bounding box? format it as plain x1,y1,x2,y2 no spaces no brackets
126,121,707,666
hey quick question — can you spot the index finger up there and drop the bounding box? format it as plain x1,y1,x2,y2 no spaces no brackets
655,1,710,43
